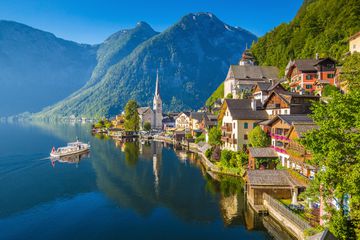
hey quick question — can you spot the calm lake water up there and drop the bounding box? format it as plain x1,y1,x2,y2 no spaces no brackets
0,122,290,239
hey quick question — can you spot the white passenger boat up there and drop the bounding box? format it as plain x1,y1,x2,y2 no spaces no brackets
50,139,90,158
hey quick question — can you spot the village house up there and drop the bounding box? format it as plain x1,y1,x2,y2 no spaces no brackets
349,31,360,54
245,170,305,211
175,112,191,131
248,147,279,170
224,65,280,99
111,114,125,130
285,57,337,94
219,99,268,151
285,122,318,179
137,107,153,130
162,115,176,131
252,81,285,104
190,112,206,136
264,115,315,175
262,90,319,118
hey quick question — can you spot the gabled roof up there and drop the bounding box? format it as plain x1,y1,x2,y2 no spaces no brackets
246,170,304,187
286,58,337,76
263,90,320,109
266,114,313,127
137,107,152,115
288,122,319,138
177,112,191,118
190,112,206,121
228,65,279,80
349,31,360,41
224,99,268,120
248,147,278,158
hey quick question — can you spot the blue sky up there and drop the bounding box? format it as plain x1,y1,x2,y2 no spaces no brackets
0,0,303,44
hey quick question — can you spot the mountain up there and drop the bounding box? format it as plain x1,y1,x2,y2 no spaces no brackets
0,20,98,116
251,0,360,71
36,13,257,118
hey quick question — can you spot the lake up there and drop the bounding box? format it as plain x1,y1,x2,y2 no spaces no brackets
0,122,290,239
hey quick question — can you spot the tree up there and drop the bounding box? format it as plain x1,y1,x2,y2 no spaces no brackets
248,126,270,147
301,91,360,239
143,122,151,131
341,53,360,92
208,127,222,146
124,100,140,131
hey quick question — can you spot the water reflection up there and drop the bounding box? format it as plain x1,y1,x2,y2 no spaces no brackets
50,152,90,167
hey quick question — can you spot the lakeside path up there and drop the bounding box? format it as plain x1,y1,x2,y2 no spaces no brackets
153,136,243,179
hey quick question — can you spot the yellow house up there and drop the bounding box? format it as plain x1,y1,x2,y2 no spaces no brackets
111,114,125,130
349,31,360,54
219,99,268,151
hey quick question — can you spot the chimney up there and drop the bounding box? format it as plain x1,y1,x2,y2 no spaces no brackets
315,53,319,60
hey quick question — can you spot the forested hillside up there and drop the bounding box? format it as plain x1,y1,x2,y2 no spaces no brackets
251,0,360,71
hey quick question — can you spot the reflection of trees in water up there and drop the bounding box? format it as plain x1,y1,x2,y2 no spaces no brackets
124,142,139,166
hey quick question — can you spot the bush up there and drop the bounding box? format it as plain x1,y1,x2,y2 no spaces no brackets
322,85,339,97
185,133,193,139
225,93,233,99
248,126,270,147
195,133,205,143
143,122,151,131
208,127,221,146
205,148,213,159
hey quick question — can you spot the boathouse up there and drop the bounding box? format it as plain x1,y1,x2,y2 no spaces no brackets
245,170,305,212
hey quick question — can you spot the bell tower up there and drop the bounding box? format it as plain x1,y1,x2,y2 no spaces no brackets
153,69,163,129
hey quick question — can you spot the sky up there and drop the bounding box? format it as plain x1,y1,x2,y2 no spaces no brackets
0,0,303,44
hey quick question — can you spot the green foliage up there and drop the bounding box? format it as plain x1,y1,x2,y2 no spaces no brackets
251,0,360,70
206,82,224,107
321,85,339,97
205,148,213,159
94,119,112,129
208,127,222,146
124,142,139,166
195,133,205,143
255,157,279,169
143,121,151,131
124,100,140,131
185,133,193,139
301,91,360,239
341,52,360,92
217,150,248,176
248,126,271,147
225,93,233,99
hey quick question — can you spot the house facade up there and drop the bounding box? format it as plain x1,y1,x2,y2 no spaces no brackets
175,112,191,130
137,107,154,130
263,90,319,118
219,99,268,151
285,58,337,94
224,65,279,99
349,31,360,54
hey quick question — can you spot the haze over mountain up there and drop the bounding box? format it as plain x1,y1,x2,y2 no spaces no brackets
0,20,97,116
37,13,257,118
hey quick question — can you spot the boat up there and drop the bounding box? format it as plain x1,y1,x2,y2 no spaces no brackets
50,139,90,158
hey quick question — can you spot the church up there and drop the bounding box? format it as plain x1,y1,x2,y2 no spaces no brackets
152,69,163,129
138,70,163,130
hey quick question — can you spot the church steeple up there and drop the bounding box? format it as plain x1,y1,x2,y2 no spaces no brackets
155,69,160,97
152,69,163,129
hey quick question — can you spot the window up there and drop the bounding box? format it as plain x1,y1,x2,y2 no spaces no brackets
284,109,288,114
244,122,248,129
306,84,312,89
253,123,257,128
233,122,235,129
244,134,248,140
306,75,312,80
354,44,356,49
327,73,334,78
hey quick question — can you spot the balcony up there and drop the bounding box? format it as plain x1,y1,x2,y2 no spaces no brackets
266,103,281,109
221,136,237,144
221,125,232,132
270,133,289,141
270,145,287,154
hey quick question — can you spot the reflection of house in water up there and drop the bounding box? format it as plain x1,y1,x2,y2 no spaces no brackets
220,193,245,226
51,152,90,167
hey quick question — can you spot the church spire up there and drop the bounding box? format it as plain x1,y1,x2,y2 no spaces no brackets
155,69,160,96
